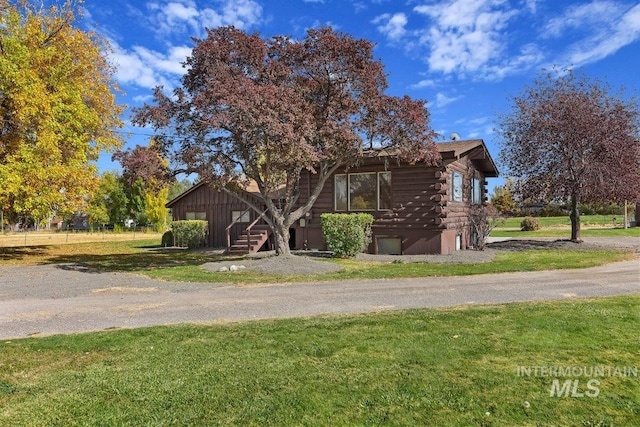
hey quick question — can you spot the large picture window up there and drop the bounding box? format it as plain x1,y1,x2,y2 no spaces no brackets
335,172,392,211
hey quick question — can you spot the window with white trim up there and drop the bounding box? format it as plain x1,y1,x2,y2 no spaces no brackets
335,172,392,211
450,172,463,202
472,177,482,204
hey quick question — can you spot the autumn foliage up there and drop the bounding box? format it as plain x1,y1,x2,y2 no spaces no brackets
135,26,439,254
0,0,123,223
498,69,640,241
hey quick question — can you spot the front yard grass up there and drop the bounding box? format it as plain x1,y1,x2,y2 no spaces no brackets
492,215,640,238
0,239,635,284
490,227,640,238
1,295,638,426
141,248,634,284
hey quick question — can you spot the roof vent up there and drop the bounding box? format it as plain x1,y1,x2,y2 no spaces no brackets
450,132,461,141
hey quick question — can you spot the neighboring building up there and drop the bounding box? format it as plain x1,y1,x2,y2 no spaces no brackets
166,139,499,254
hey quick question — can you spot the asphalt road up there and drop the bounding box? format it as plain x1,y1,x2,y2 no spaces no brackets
1,256,638,340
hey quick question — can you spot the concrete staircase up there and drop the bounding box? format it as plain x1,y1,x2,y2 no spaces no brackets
226,224,272,255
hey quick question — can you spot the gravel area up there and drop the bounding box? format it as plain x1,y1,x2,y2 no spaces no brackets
202,254,344,275
201,236,639,276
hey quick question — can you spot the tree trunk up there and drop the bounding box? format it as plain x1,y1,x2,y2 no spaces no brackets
569,192,582,243
272,221,291,256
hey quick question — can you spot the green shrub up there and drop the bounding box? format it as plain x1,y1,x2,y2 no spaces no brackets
520,216,541,231
320,213,374,258
161,230,174,247
171,220,208,248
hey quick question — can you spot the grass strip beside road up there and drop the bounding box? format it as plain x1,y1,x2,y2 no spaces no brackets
142,249,634,284
1,295,638,426
491,227,640,238
0,239,634,283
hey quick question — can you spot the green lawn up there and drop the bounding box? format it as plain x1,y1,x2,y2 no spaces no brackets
491,215,640,238
498,214,634,228
1,295,638,426
490,227,640,238
0,239,634,284
142,248,634,284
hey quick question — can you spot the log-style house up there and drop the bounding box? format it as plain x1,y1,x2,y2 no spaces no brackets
166,139,499,255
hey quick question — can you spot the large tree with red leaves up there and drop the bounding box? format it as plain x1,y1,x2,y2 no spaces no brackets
134,26,439,255
498,70,640,242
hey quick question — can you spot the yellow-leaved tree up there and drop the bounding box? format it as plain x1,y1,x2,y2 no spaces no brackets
0,0,123,225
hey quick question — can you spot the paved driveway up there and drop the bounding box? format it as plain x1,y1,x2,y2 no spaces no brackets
1,253,638,340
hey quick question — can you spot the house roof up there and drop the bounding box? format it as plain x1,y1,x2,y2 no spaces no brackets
165,179,275,208
364,139,499,177
167,139,499,207
165,180,208,208
436,139,499,177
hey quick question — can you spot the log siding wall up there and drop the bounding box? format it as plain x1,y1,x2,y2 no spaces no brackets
293,156,486,254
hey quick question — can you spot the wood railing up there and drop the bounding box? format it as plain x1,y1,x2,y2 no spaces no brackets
225,208,270,252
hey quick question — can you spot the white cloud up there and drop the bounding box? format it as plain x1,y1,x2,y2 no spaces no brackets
372,12,408,41
109,41,191,90
413,0,519,76
133,45,191,75
410,78,436,89
434,92,461,108
543,1,621,38
524,0,538,14
148,0,264,37
107,0,265,93
544,2,640,67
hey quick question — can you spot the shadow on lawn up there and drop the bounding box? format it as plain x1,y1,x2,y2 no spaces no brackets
0,246,50,261
50,249,222,273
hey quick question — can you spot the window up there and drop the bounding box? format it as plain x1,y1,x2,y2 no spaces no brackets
378,172,392,210
186,211,206,220
350,173,377,210
335,175,348,211
472,177,482,204
451,172,463,202
335,172,392,211
377,237,402,255
231,210,250,223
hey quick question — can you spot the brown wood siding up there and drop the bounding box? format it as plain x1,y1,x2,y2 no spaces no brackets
293,156,488,254
168,184,264,247
166,140,496,254
293,161,457,254
440,156,486,250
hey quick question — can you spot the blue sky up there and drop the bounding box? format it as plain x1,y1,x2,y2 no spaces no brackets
82,0,640,192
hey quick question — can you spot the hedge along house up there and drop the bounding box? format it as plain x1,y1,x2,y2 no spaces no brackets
166,139,499,255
